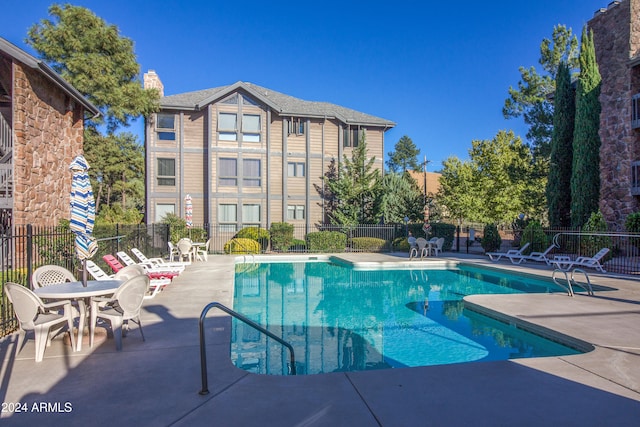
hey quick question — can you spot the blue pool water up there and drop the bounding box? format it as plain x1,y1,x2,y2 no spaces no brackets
231,261,582,375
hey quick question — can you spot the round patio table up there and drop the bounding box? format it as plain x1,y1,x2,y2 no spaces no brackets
35,280,122,351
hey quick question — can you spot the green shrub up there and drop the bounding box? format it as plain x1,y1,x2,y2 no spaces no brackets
224,238,260,254
236,227,270,251
581,211,611,257
290,238,306,252
269,222,294,252
306,231,346,253
625,212,640,232
481,224,502,253
393,237,411,252
429,223,456,251
351,237,387,252
520,221,548,253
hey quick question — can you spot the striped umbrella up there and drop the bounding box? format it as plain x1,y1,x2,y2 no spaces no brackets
185,194,193,229
70,155,98,286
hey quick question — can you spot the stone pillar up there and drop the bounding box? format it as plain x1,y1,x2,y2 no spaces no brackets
144,70,164,97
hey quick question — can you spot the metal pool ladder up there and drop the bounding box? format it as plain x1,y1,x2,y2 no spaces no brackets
198,302,297,395
552,268,594,296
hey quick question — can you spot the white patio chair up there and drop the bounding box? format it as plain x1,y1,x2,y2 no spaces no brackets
408,236,418,259
416,238,429,259
177,238,195,262
551,248,610,273
196,239,211,262
487,242,530,262
90,274,149,350
168,242,180,261
431,237,445,256
4,282,76,361
31,265,76,289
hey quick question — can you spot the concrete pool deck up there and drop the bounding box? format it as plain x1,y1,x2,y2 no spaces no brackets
1,252,639,426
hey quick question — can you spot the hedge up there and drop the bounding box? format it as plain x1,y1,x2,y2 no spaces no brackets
306,231,346,253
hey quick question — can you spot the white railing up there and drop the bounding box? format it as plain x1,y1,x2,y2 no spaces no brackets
0,164,12,208
0,114,11,158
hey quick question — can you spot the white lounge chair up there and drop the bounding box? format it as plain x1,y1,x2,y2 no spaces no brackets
85,260,114,280
551,248,610,273
116,251,181,278
487,242,530,262
507,243,559,265
130,248,188,271
4,282,76,361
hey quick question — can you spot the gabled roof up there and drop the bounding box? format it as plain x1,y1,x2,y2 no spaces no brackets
161,81,395,127
0,37,100,117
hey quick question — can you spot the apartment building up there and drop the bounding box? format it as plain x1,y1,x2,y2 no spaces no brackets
143,71,395,235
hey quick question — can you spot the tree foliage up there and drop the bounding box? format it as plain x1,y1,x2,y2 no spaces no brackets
546,62,575,228
438,131,545,224
571,27,601,228
386,135,420,173
27,4,159,133
379,172,424,223
503,25,579,158
84,130,144,214
322,134,382,225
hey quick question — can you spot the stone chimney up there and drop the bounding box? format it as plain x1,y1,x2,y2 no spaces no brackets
144,70,164,97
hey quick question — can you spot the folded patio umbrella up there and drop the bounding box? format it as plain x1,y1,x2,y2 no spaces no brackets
185,194,193,229
70,155,98,286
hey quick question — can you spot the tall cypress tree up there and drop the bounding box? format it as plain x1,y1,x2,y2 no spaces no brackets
571,27,601,228
547,62,575,228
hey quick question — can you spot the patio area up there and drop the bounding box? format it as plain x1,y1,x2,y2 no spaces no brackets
1,252,639,426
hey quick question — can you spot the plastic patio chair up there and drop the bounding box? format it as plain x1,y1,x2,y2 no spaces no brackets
31,265,76,289
131,248,189,269
116,251,180,279
4,282,76,361
90,274,150,350
195,239,211,262
176,238,195,262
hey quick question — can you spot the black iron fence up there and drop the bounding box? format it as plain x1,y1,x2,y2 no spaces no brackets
1,223,170,336
3,222,640,337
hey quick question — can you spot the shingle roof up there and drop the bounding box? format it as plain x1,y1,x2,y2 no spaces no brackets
161,81,395,127
0,37,100,117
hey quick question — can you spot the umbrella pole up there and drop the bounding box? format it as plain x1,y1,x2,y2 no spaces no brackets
82,259,88,287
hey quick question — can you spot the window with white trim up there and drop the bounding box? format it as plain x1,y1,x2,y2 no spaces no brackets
632,161,640,195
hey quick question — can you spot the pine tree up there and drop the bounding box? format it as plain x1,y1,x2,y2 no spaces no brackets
386,135,420,173
323,134,382,225
571,27,601,228
547,62,575,228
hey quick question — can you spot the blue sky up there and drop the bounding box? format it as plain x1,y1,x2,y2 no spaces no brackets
4,0,608,170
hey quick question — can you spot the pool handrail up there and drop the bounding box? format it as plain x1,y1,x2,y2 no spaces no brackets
198,301,297,395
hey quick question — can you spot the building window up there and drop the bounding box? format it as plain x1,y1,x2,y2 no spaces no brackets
218,113,237,141
343,126,365,147
243,159,261,187
287,162,305,177
219,204,237,232
242,114,261,142
155,203,175,222
288,117,306,135
287,205,305,220
156,113,175,141
633,94,640,129
157,158,176,186
632,161,640,195
219,158,238,186
243,204,261,225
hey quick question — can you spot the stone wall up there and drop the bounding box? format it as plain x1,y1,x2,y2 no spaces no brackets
12,61,84,226
590,0,640,228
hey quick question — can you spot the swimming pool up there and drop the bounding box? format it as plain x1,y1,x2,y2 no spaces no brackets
231,260,583,375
